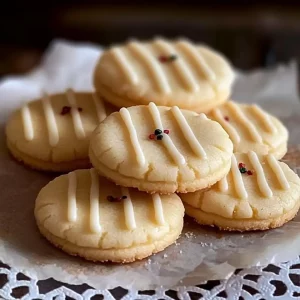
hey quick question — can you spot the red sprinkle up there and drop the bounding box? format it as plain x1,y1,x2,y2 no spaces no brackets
163,129,170,134
247,170,253,175
224,116,229,121
149,134,155,139
239,163,246,168
159,56,169,63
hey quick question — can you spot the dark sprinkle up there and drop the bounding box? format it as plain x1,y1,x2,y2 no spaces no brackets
78,107,83,112
60,106,71,115
154,129,163,135
122,196,128,199
156,134,164,140
169,54,177,61
239,167,247,173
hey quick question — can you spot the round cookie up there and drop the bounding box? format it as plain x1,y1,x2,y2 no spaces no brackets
208,101,288,159
180,152,300,231
89,102,233,194
6,89,116,172
35,169,185,262
94,38,235,112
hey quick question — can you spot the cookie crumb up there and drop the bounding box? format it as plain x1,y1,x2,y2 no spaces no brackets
179,250,183,254
163,254,168,258
185,232,194,238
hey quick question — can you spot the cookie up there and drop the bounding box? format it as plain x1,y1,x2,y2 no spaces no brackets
94,38,235,112
34,169,184,262
6,89,116,172
180,152,300,231
89,102,233,194
208,101,288,159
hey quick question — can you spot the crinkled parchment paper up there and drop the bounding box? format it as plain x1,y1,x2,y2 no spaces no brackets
1,40,300,290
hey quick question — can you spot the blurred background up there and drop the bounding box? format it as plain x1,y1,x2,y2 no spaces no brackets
1,0,300,77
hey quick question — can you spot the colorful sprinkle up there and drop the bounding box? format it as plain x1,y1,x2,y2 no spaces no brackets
78,107,83,112
107,195,127,202
163,129,170,134
154,129,163,135
247,170,253,175
239,163,246,169
149,134,155,140
61,106,71,115
239,167,247,174
224,116,229,121
158,55,178,63
157,134,163,140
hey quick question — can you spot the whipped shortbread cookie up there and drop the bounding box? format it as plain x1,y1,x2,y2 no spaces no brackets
181,152,300,231
35,169,185,262
94,38,235,112
208,101,288,159
89,102,233,194
6,90,116,172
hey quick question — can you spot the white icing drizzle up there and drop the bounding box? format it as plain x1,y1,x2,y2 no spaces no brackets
218,176,229,192
148,102,186,165
128,42,171,94
92,93,107,123
152,193,165,225
171,106,207,159
67,172,77,222
251,105,277,134
154,39,198,92
66,89,85,139
120,108,146,166
111,48,139,85
199,113,208,120
266,154,290,190
21,103,34,141
211,108,241,144
121,187,136,230
89,169,101,233
176,40,216,81
231,155,248,199
227,102,262,143
42,93,59,146
248,151,273,198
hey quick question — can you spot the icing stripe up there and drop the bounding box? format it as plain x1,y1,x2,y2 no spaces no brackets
111,48,139,85
120,108,146,166
154,39,198,92
267,154,290,190
42,93,59,146
92,93,107,123
152,193,165,225
199,113,208,120
218,176,229,192
227,102,262,143
89,169,101,233
248,151,273,198
21,103,34,141
211,108,240,144
66,89,86,139
128,42,171,94
67,172,77,222
251,105,277,134
121,187,136,230
148,102,186,165
176,40,216,81
231,155,248,199
171,106,207,159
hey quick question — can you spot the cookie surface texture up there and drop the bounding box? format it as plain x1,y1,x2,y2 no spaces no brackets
89,103,233,194
94,38,235,112
208,101,288,159
6,90,115,172
35,169,184,262
180,152,300,231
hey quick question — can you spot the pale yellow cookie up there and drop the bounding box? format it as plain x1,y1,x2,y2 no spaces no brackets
208,101,288,159
94,38,235,112
6,90,116,172
35,169,184,262
180,152,300,231
89,102,233,194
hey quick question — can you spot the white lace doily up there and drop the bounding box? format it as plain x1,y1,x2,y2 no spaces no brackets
1,257,300,299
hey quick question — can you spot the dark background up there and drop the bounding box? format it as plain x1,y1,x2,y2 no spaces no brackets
1,0,300,76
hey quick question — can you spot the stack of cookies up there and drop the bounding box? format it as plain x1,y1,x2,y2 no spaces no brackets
5,38,300,263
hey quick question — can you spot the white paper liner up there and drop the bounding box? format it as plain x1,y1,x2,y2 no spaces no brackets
0,40,300,290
